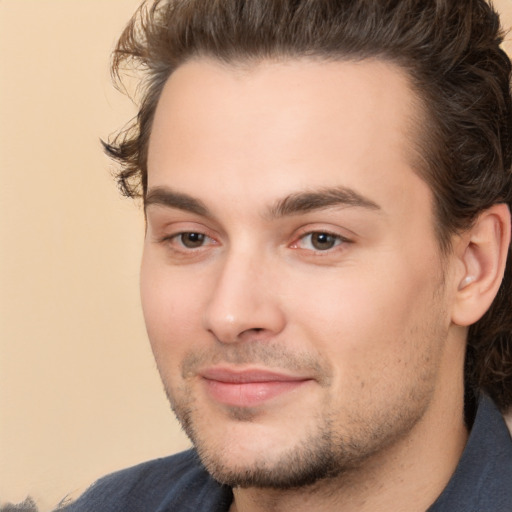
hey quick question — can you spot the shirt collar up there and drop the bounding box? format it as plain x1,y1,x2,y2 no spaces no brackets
427,394,512,510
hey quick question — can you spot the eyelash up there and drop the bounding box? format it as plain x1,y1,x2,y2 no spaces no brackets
160,229,351,255
162,231,217,250
291,230,352,253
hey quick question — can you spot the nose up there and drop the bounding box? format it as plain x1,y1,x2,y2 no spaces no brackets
202,250,286,344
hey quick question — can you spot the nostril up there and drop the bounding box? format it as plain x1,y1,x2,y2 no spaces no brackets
246,328,266,335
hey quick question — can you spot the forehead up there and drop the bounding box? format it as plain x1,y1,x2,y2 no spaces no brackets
147,57,429,218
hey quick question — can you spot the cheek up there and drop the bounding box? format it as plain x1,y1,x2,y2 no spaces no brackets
140,253,206,359
289,254,446,383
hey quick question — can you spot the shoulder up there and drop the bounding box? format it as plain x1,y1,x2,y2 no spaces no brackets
58,449,231,512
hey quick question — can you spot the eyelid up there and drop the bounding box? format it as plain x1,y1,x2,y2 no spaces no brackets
165,231,217,249
163,227,216,241
151,220,221,249
289,227,354,252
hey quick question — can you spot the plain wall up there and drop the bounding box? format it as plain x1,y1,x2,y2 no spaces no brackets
0,2,191,510
1,1,512,510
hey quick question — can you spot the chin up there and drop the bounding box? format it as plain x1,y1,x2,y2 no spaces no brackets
174,402,354,489
195,428,348,489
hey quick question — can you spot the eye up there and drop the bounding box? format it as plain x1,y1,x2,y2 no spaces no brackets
175,232,209,249
296,231,345,251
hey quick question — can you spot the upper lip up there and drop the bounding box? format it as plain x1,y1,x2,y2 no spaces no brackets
200,367,311,383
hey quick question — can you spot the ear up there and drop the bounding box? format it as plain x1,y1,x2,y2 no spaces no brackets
451,203,511,327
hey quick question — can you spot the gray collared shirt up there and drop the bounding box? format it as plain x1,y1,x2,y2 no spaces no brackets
62,395,512,511
427,394,512,511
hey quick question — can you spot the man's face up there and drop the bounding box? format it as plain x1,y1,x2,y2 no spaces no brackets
142,58,459,487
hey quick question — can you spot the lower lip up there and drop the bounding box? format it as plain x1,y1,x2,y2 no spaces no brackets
203,379,309,407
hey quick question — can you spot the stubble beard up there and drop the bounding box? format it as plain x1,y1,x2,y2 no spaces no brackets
163,362,437,490
157,293,447,491
170,392,357,489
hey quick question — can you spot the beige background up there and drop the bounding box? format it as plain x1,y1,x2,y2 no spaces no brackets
1,1,512,510
0,2,192,510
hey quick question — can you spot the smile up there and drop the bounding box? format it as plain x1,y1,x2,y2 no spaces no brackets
200,367,312,407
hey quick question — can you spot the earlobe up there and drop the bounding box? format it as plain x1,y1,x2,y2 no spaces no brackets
451,203,511,326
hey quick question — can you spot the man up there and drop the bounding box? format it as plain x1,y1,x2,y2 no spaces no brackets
64,0,512,510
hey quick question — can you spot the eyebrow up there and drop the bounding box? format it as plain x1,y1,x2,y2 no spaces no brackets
267,186,381,218
145,185,381,219
145,187,209,216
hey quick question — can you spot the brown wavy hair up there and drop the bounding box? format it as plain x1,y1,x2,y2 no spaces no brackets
105,0,512,411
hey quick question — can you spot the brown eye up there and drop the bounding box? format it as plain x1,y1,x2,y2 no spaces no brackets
293,231,347,253
310,232,339,250
179,232,206,248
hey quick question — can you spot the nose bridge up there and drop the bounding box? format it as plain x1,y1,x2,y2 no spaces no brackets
202,242,284,343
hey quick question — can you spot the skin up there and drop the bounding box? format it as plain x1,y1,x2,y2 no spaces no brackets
141,58,471,511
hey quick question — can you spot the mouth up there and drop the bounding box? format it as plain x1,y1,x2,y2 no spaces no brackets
199,367,312,408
